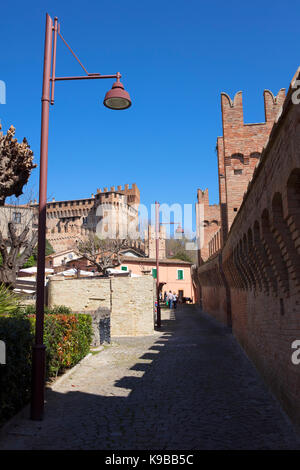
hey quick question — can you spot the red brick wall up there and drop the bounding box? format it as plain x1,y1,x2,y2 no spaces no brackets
196,189,221,263
219,88,286,235
195,74,300,429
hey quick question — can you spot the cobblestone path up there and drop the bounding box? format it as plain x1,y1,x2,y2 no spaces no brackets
0,305,299,450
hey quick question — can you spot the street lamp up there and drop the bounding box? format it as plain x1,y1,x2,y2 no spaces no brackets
31,13,132,421
154,202,183,328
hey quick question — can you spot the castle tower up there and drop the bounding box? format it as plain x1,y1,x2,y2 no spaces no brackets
145,224,166,259
218,88,286,237
196,188,221,264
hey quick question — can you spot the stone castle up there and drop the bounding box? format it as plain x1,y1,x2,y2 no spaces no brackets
44,183,141,252
31,182,166,258
193,68,300,429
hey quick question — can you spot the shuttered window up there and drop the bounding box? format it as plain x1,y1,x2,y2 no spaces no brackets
177,269,184,280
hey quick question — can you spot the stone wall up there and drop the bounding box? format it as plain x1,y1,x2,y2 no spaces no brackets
194,69,300,430
47,275,155,337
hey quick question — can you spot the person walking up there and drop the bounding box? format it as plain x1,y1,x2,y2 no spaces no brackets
173,292,178,309
167,290,173,309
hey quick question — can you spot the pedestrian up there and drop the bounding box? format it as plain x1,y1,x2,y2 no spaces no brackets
167,290,173,309
173,292,178,309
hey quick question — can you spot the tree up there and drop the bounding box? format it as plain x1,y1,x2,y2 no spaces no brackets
75,235,128,275
170,251,193,263
0,125,36,206
0,218,38,287
0,125,37,287
166,236,197,264
32,239,55,260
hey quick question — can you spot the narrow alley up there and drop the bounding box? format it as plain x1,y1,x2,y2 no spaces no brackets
0,305,299,450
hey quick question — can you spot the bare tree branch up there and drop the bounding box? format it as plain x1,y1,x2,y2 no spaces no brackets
75,235,129,275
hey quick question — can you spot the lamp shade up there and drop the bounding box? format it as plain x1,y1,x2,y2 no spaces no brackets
103,80,131,110
175,224,184,234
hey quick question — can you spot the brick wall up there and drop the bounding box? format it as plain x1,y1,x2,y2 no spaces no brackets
219,88,286,237
196,189,221,263
195,70,300,429
47,275,155,337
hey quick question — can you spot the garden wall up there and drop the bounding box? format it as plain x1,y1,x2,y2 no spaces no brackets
47,275,155,337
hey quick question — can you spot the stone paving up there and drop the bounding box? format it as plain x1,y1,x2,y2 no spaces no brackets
0,305,300,450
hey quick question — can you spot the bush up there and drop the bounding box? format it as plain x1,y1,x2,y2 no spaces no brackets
42,314,92,377
0,315,33,425
13,304,72,316
22,255,36,268
0,313,92,426
0,283,20,315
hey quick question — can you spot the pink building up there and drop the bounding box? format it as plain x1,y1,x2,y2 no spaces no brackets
120,256,195,301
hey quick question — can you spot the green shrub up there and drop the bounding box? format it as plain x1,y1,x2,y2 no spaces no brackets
0,313,92,426
0,315,33,425
42,314,92,377
13,304,72,316
45,305,72,315
0,284,20,315
22,256,36,268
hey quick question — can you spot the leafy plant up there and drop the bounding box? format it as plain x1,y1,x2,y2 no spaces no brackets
32,239,54,260
22,255,36,268
14,304,72,316
0,312,92,426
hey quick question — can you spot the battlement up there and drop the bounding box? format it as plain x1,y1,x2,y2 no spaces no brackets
95,183,140,205
197,188,209,205
95,183,138,194
221,89,286,130
217,86,286,237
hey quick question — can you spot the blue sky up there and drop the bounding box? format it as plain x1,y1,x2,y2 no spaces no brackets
0,0,299,232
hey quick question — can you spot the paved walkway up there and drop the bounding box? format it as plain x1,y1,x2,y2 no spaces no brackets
0,305,299,450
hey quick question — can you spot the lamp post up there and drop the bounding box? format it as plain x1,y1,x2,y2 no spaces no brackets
155,201,161,328
154,202,184,328
31,13,132,421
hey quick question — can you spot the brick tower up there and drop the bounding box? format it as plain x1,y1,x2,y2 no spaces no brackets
217,88,286,239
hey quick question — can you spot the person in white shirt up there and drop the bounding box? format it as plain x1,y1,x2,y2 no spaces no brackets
173,292,178,309
167,290,173,309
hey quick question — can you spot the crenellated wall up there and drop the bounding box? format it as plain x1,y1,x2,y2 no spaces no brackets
44,183,140,252
196,188,221,263
195,69,300,429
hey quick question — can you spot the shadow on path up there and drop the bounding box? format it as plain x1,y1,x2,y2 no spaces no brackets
0,305,299,450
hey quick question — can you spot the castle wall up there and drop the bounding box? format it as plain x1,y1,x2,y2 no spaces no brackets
196,189,221,263
219,88,286,236
194,72,300,429
45,183,140,252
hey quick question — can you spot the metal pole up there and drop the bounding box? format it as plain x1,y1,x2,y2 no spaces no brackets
155,201,161,328
31,13,53,420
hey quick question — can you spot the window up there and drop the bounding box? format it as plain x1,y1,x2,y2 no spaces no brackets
177,269,184,280
152,268,157,279
12,212,21,224
121,266,128,271
82,217,88,225
234,169,242,175
233,207,238,212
